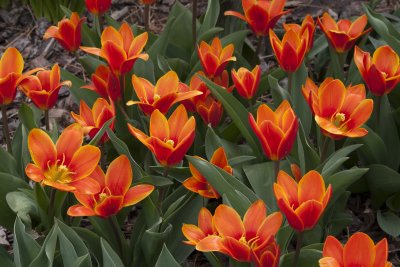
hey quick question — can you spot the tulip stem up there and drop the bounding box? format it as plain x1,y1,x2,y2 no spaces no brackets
1,105,12,154
287,72,294,98
253,36,264,64
44,109,50,131
320,135,331,163
192,0,197,47
144,4,150,32
292,231,303,267
375,96,382,133
274,160,280,180
48,188,56,225
109,216,125,259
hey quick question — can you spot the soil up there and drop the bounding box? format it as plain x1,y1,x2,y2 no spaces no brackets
0,0,400,265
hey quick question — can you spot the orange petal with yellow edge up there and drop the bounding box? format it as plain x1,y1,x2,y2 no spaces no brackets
149,109,170,141
243,199,267,240
196,235,221,252
56,123,84,165
322,236,344,264
25,164,45,182
219,236,251,262
28,128,57,169
182,224,206,245
214,204,244,239
0,47,23,77
343,232,375,266
69,145,100,180
298,170,325,203
67,204,96,217
295,199,323,230
123,184,154,206
70,177,101,194
105,155,132,195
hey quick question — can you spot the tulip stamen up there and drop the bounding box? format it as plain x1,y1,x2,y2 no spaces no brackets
165,139,175,147
153,94,161,102
333,112,346,127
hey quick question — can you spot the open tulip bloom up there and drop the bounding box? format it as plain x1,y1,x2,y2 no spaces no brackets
182,200,282,266
83,65,121,102
68,155,154,217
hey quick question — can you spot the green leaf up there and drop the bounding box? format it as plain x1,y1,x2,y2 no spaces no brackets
101,238,124,267
279,249,322,267
198,0,219,36
141,221,173,267
88,118,114,146
74,227,102,266
199,76,262,157
0,146,18,176
61,69,98,106
353,126,388,165
320,144,363,176
29,225,58,267
13,217,41,267
155,245,181,267
366,164,400,207
386,193,400,212
6,191,37,226
18,103,38,131
326,168,369,201
0,245,12,267
377,210,400,238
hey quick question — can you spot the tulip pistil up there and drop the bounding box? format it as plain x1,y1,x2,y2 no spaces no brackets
44,164,73,184
166,139,175,147
334,112,346,127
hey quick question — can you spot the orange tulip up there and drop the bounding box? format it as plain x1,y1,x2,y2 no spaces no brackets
182,200,282,267
302,78,373,139
231,65,261,99
196,95,224,128
0,48,25,105
317,13,370,53
83,65,121,102
283,15,315,52
183,147,232,198
249,100,298,161
126,71,202,115
80,22,149,75
68,155,154,217
19,64,71,110
44,12,85,52
274,170,332,232
269,28,308,72
25,123,101,193
319,232,392,267
85,0,112,14
128,105,195,167
224,0,288,37
198,37,236,78
354,45,400,96
71,98,115,143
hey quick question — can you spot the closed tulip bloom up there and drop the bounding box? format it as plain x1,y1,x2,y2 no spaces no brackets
81,23,149,75
198,37,236,78
183,147,232,199
269,28,308,72
25,124,101,193
44,12,85,52
225,0,288,37
126,71,202,115
183,200,282,267
319,232,392,267
85,0,112,14
283,15,315,52
128,105,195,167
249,100,298,161
231,65,261,99
0,48,24,105
68,155,155,217
83,65,121,102
19,64,71,110
196,95,224,128
274,170,332,232
71,98,115,143
317,13,370,53
302,78,373,139
354,45,400,96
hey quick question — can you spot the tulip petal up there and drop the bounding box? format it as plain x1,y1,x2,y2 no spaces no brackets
123,184,154,206
277,198,303,231
298,170,326,203
322,236,344,264
95,195,124,217
319,79,346,118
224,11,247,21
182,224,206,245
256,212,283,241
128,32,148,57
243,199,267,240
28,129,57,169
70,177,101,194
344,99,373,130
295,200,323,230
25,164,45,182
198,207,215,235
372,46,399,76
67,204,96,217
56,123,84,165
348,15,368,38
319,257,342,267
343,232,375,267
149,109,170,141
154,71,179,96
276,170,298,205
0,47,23,77
214,205,244,239
196,235,221,252
374,238,389,267
106,155,132,195
219,236,251,262
69,145,100,180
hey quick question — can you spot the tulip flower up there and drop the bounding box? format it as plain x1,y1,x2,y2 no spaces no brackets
19,64,71,111
80,23,149,75
319,232,392,267
231,65,261,99
302,78,373,139
354,45,400,96
198,37,236,78
196,95,224,128
183,200,282,267
126,71,202,115
224,0,288,37
71,98,115,143
249,100,298,161
44,12,85,52
269,28,309,73
274,170,332,232
139,0,155,3
68,155,155,217
317,13,370,53
0,47,24,106
25,123,101,193
85,0,112,14
183,147,232,198
283,15,315,53
83,65,121,102
128,105,195,167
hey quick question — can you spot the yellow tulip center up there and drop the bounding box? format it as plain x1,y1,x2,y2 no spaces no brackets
333,112,346,127
44,163,73,184
99,192,108,202
166,139,175,147
153,94,161,102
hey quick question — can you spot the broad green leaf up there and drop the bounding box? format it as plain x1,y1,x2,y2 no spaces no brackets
74,227,102,266
155,244,180,267
18,103,38,131
326,168,369,201
377,210,400,238
279,249,322,267
101,238,124,267
0,245,12,267
319,144,362,174
0,146,18,176
13,217,41,267
198,0,219,36
29,225,58,267
141,221,173,267
6,191,37,226
88,118,114,146
386,193,400,212
61,69,98,106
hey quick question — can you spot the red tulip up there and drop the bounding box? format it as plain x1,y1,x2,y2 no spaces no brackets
68,155,155,217
249,100,298,161
25,124,101,193
302,78,373,139
44,12,85,52
19,64,71,110
183,147,232,199
317,13,370,53
196,95,224,128
83,65,121,102
283,15,315,53
274,170,332,232
319,232,392,267
231,65,261,99
85,0,112,14
128,105,195,167
0,48,24,105
225,0,288,37
354,45,400,96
